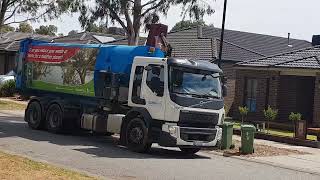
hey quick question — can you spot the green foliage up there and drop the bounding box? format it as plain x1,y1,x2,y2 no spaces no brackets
263,106,278,121
0,25,15,33
170,20,206,32
263,106,278,134
0,80,16,97
239,106,249,116
35,25,58,36
238,106,249,123
85,24,126,36
16,22,34,33
289,112,302,121
68,30,78,36
69,0,214,45
0,0,73,30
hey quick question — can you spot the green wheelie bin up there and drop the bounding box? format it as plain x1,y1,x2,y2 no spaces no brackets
240,124,256,154
221,122,234,150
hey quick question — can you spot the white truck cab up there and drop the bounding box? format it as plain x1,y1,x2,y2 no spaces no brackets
122,56,225,153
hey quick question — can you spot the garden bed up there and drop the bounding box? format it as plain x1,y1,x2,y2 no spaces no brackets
209,140,309,157
233,128,320,148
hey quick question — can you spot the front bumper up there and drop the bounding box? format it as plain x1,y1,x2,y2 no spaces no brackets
160,124,222,147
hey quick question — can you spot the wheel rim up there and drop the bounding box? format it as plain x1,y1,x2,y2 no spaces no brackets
49,110,60,128
128,123,144,145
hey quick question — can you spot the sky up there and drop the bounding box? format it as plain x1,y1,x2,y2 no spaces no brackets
30,0,320,41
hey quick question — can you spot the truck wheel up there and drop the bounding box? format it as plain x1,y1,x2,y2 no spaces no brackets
46,104,63,133
25,101,43,130
126,118,151,153
179,147,201,155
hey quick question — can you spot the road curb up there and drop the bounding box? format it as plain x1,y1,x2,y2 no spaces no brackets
203,150,320,176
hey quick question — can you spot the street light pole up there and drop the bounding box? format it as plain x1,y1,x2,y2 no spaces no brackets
218,0,228,68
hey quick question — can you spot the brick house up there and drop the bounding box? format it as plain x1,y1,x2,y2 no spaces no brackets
0,32,52,75
166,26,311,115
234,45,320,127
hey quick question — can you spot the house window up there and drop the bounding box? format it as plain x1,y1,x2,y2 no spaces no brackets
244,78,258,112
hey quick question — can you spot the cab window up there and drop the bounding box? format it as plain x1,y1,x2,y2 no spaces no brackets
146,65,164,97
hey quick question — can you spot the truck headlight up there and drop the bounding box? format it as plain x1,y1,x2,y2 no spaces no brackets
169,126,177,135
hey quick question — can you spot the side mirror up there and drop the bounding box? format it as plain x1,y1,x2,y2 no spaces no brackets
222,84,228,97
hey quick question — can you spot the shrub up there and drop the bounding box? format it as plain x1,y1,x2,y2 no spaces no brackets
263,106,278,134
0,80,16,97
289,112,302,121
238,106,249,124
289,112,302,137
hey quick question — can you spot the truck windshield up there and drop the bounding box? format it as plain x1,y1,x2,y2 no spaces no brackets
169,66,222,99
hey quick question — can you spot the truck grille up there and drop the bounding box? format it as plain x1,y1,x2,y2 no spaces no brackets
180,127,217,142
178,111,219,128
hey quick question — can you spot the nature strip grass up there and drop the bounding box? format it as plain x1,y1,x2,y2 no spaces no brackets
0,151,98,180
0,100,26,110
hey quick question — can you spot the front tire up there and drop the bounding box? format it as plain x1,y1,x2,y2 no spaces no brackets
46,104,63,133
179,147,201,155
126,118,151,153
25,101,43,130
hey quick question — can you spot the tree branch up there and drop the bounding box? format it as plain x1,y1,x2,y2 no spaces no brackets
7,0,20,8
108,7,128,31
4,5,54,25
4,3,21,21
142,0,158,8
141,0,164,16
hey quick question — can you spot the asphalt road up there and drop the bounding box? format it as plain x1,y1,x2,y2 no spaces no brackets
0,113,319,180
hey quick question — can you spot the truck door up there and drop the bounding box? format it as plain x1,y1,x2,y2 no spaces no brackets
141,64,166,120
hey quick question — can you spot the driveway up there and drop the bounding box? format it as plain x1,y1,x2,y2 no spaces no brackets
0,112,319,180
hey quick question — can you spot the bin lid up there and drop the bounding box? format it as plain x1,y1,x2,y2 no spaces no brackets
223,122,234,127
241,124,256,131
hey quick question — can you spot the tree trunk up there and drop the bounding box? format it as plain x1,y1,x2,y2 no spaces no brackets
0,0,8,29
127,32,139,46
293,121,296,138
126,0,141,46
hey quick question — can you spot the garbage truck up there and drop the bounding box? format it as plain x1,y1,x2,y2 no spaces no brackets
16,24,226,154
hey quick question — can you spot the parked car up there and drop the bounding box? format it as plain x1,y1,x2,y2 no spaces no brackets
0,70,16,85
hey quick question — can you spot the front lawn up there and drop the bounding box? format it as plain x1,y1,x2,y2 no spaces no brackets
229,121,318,141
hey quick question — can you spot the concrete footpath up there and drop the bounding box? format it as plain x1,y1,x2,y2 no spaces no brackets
232,135,320,175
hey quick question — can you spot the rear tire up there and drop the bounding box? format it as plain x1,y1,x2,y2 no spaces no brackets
46,104,63,133
179,147,201,155
25,101,43,130
126,118,151,153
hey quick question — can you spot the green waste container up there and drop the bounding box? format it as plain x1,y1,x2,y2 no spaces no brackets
240,124,256,154
221,122,234,150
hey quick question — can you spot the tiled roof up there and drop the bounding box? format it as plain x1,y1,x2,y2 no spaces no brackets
54,32,125,44
237,46,320,69
215,39,264,62
107,37,146,46
0,32,53,51
168,37,215,61
167,26,311,62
